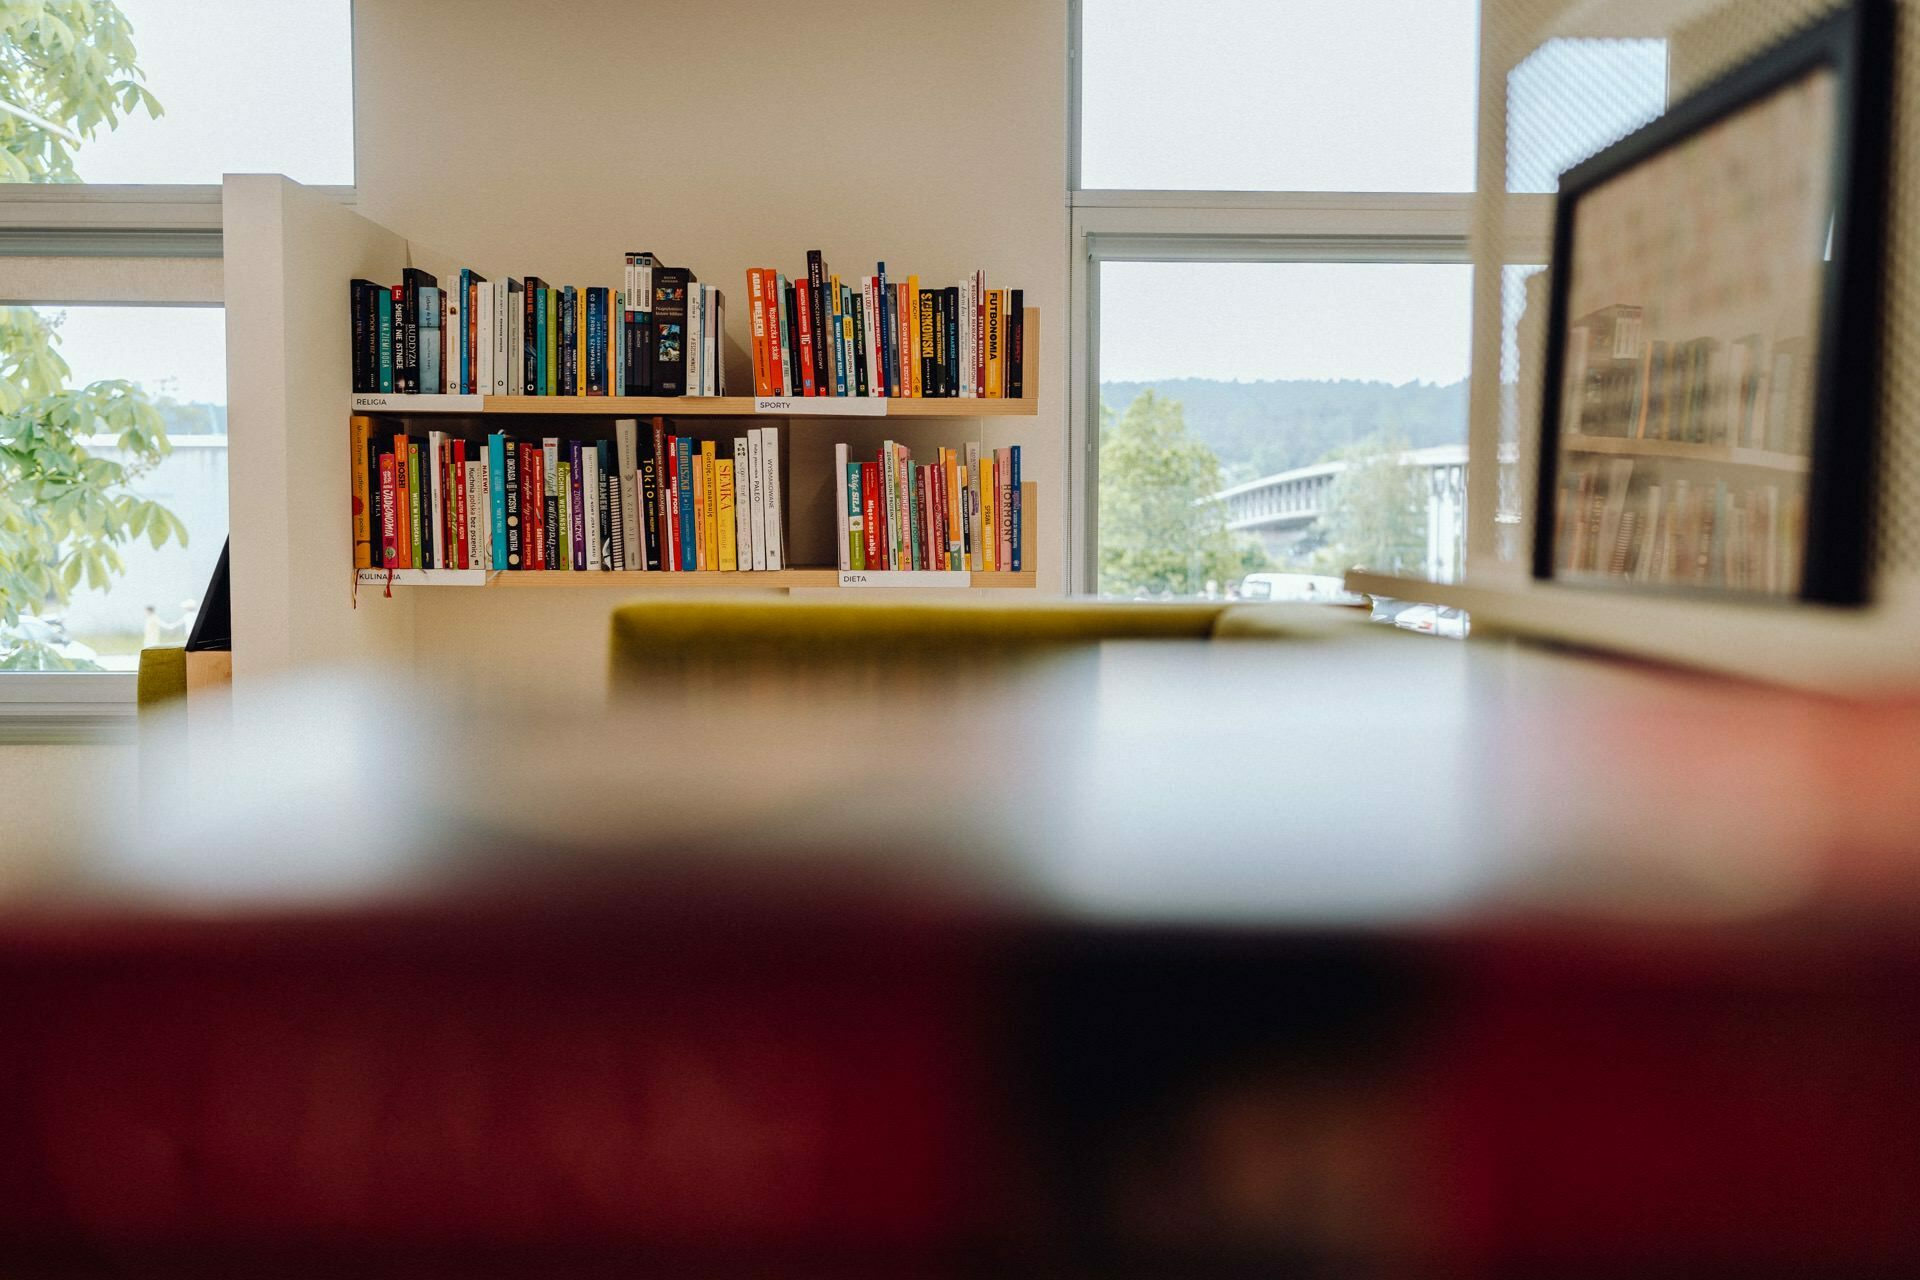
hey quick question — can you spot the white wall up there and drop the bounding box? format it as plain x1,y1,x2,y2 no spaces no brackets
348,0,1069,702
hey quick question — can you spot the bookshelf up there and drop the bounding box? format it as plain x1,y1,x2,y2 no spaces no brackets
353,483,1038,592
351,393,1037,417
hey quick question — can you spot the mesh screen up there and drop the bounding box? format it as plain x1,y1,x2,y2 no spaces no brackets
1476,0,1918,583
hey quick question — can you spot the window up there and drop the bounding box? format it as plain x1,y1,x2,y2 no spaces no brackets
1,1,352,705
1072,1,1501,606
1078,0,1480,192
3,0,354,185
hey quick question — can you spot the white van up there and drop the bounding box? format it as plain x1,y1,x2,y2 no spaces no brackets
1235,572,1367,605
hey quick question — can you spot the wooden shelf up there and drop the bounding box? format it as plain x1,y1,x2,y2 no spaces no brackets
1564,434,1808,473
358,566,1037,590
350,393,1036,419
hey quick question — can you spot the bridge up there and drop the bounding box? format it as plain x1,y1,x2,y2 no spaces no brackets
1215,444,1470,582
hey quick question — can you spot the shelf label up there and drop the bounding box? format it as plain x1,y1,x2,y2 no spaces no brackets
355,568,489,587
838,570,972,589
756,397,888,417
350,393,486,412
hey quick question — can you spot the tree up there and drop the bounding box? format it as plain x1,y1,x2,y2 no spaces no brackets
1308,433,1430,577
1,1,179,670
1098,389,1262,597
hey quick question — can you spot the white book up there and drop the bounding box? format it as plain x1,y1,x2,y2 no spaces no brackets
760,426,783,571
615,419,639,569
582,445,602,571
882,439,898,563
729,437,751,571
746,428,768,571
713,290,726,396
542,438,561,568
965,440,984,570
495,281,512,395
426,430,446,568
686,285,704,398
834,441,850,571
508,286,522,395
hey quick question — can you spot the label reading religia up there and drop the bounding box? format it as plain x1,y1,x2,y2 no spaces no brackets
756,397,888,417
350,393,486,412
838,570,971,588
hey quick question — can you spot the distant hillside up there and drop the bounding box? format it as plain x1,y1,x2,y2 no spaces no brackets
1101,377,1468,485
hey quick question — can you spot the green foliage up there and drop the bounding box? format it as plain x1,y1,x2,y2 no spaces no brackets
1100,377,1467,485
1307,433,1429,577
0,4,177,668
0,0,161,182
1098,389,1263,598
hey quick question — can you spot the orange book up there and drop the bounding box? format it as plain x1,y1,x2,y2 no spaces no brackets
390,432,412,568
747,268,772,398
944,448,963,570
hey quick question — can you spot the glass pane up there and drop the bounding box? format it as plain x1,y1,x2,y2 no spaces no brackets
1097,261,1471,603
1,305,227,672
1,0,352,184
1507,38,1669,194
1079,0,1479,191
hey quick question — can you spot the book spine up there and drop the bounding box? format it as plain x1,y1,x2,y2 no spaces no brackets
495,280,511,394
861,462,882,568
973,273,986,397
874,264,892,397
845,460,864,571
676,436,696,571
501,438,521,569
833,441,851,571
1009,444,1022,571
732,437,753,571
747,429,767,571
903,277,920,397
692,440,711,571
407,441,426,569
773,275,793,397
795,274,817,396
806,250,828,396
351,281,369,392
930,454,947,570
662,438,679,571
474,452,488,569
538,439,557,569
567,441,586,570
377,289,395,393
918,288,936,399
831,291,849,397
615,419,638,569
908,462,924,572
457,441,473,568
965,441,984,570
996,448,1012,569
487,434,506,568
945,287,961,398
584,288,605,396
1008,290,1024,398
652,269,689,397
378,452,399,565
880,442,898,567
643,419,664,570
841,304,857,399
859,277,879,396
582,442,602,570
397,283,415,395
760,426,783,571
945,448,963,569
985,291,1002,397
748,269,770,397
350,417,372,568
716,457,737,571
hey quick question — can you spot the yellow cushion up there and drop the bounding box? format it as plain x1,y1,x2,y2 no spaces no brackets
610,599,1226,687
136,646,188,710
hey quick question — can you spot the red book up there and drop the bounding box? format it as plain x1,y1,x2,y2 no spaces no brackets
795,278,817,396
520,444,541,570
377,452,399,566
764,271,786,397
453,441,469,570
930,454,948,571
747,269,771,398
664,438,680,571
923,466,939,572
861,462,882,570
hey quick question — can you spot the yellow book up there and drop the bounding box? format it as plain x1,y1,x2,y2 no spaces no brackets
702,440,720,570
691,444,708,570
980,457,996,570
906,275,922,397
716,458,738,571
944,448,963,570
350,415,372,568
576,289,588,397
985,291,1004,398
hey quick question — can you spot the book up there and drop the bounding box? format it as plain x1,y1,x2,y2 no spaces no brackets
1009,444,1022,571
747,429,767,571
965,442,984,570
996,447,1012,570
676,436,696,571
581,441,602,571
716,458,738,572
376,288,394,393
1008,289,1024,399
732,437,753,572
846,458,865,571
760,426,783,571
806,250,829,395
407,440,425,569
350,417,373,568
542,439,561,570
653,267,692,397
834,442,851,571
642,419,665,571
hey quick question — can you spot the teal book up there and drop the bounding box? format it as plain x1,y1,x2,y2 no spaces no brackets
534,285,548,396
1010,445,1022,571
489,432,508,568
676,436,696,571
377,288,394,393
846,461,864,570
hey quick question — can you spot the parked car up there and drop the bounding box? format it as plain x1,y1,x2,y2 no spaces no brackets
1390,604,1471,639
1236,572,1367,605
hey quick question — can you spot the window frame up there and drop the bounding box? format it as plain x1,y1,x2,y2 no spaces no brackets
0,6,356,714
1065,0,1548,594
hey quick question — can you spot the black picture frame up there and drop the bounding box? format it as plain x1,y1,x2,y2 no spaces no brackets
1532,0,1892,604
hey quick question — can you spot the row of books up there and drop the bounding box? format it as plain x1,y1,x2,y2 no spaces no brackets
348,253,728,398
834,441,1021,572
1556,456,1805,595
1566,304,1811,454
350,416,786,572
746,254,1024,400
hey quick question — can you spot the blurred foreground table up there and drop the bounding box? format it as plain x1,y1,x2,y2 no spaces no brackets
3,619,1919,1277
